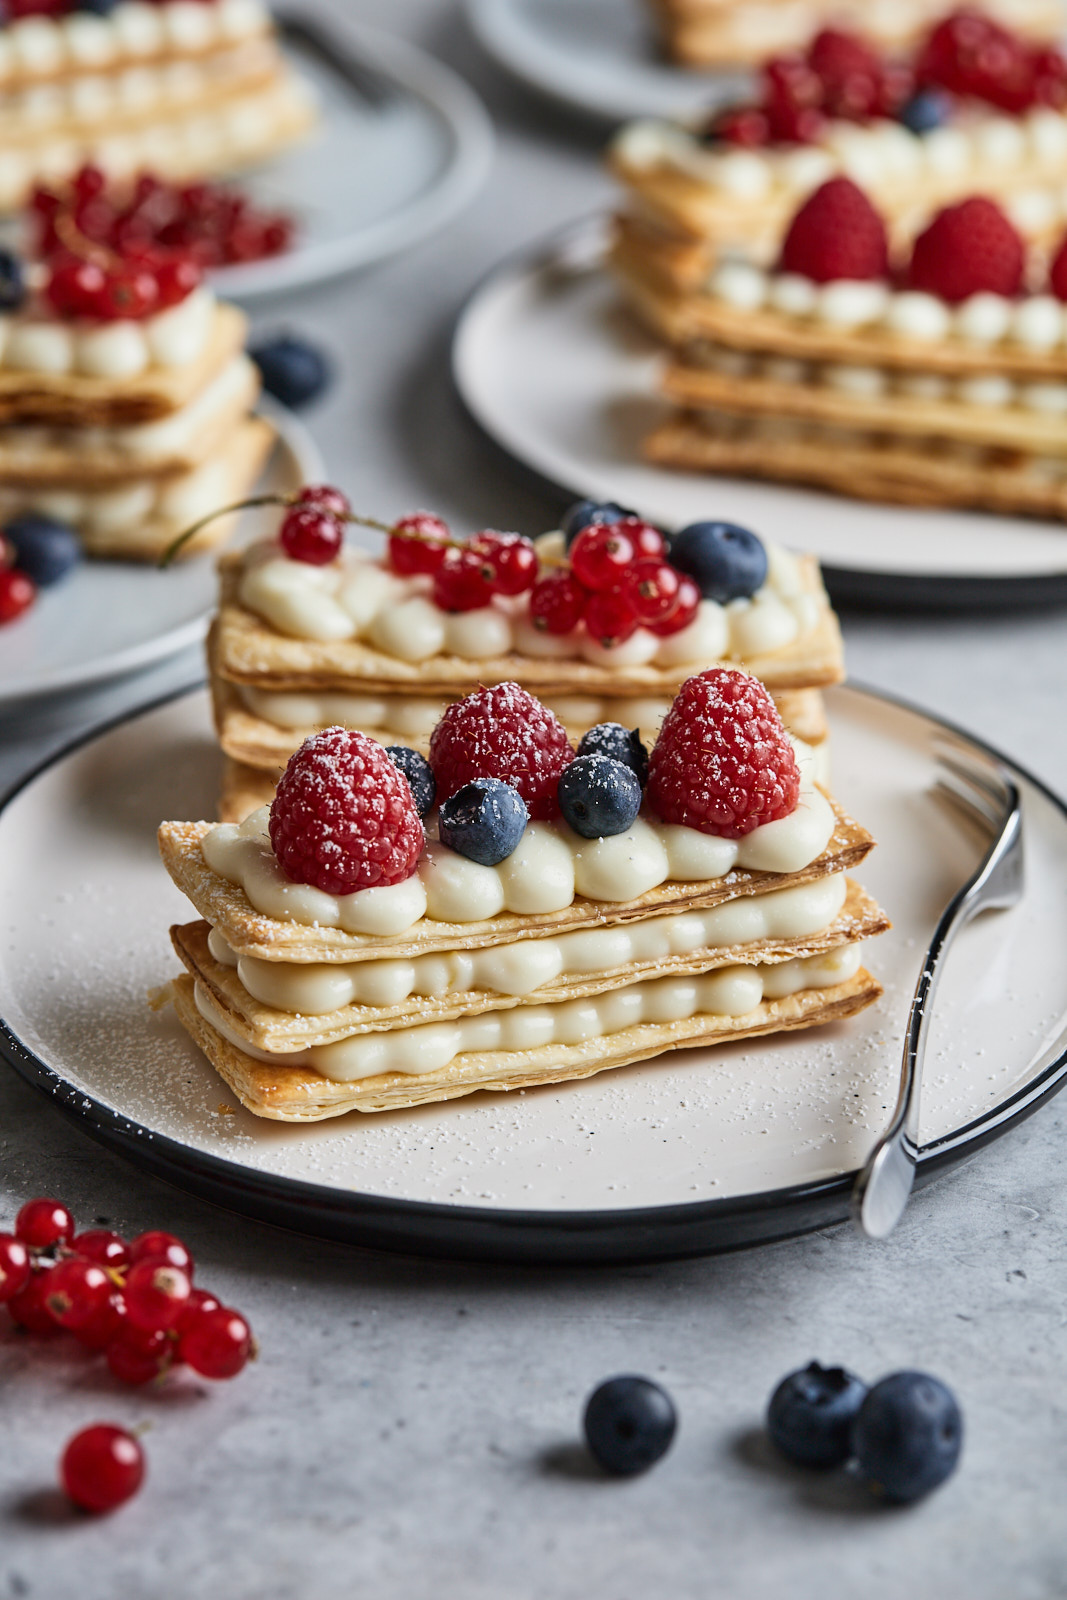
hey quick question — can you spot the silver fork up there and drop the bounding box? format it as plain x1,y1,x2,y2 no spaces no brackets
852,739,1024,1240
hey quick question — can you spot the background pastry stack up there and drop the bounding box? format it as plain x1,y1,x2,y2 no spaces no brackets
0,0,315,213
204,496,845,823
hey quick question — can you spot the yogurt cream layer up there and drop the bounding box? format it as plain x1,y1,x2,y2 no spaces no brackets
207,870,847,1011
194,942,865,1081
200,758,836,939
236,536,822,667
2,437,244,534
0,286,214,379
708,260,1067,356
0,0,269,84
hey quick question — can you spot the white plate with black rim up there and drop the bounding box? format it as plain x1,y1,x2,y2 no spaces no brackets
451,217,1067,610
465,0,746,124
207,11,494,302
2,680,1066,1264
0,398,321,711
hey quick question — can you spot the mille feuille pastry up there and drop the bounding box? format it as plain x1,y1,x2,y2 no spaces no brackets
0,0,314,213
204,493,843,823
648,0,1059,70
158,673,889,1121
0,227,271,558
610,12,1067,303
645,175,1067,516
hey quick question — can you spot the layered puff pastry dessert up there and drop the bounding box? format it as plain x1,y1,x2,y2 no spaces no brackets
0,0,314,212
612,12,1067,288
195,489,844,823
158,672,888,1120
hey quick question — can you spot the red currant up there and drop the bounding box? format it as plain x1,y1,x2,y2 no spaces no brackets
178,1305,253,1379
176,1286,221,1334
98,265,160,321
7,1269,63,1335
107,1325,173,1386
296,484,350,519
621,559,683,627
0,1234,31,1303
529,570,587,634
124,1260,192,1332
0,568,35,625
73,1229,129,1270
648,574,700,636
615,518,666,559
279,506,343,566
432,547,495,612
72,1291,127,1351
46,257,108,318
467,530,538,596
763,53,823,112
388,512,451,576
128,1230,193,1276
45,1257,113,1331
708,106,770,146
16,1197,75,1249
569,525,636,591
583,587,639,648
153,254,202,309
765,102,826,143
73,164,106,203
61,1425,145,1514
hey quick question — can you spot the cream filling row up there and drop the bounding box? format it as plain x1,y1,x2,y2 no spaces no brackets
0,287,213,380
0,0,268,83
193,942,865,1080
207,870,848,1011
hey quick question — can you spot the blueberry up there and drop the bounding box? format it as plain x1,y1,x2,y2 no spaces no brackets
561,499,635,549
898,89,952,135
4,513,81,588
575,722,649,788
385,745,435,818
583,1375,677,1476
557,754,642,839
0,249,24,313
853,1371,962,1504
767,1361,868,1469
669,520,768,603
249,334,332,411
438,777,527,866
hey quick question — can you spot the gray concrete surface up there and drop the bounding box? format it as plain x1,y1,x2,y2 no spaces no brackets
2,4,1067,1595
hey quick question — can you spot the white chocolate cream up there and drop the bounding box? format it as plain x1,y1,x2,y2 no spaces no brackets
0,286,215,379
207,870,847,1011
199,751,836,938
236,534,822,667
193,942,864,1081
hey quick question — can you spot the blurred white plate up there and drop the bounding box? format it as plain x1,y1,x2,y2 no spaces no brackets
0,398,321,709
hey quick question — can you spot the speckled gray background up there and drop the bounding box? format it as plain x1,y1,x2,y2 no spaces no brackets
3,3,1067,1594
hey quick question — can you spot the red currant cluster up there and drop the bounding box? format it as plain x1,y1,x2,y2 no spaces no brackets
916,10,1067,113
386,513,539,611
5,0,214,16
531,519,697,648
0,1197,254,1388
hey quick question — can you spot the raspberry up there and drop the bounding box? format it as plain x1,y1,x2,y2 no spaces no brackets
908,197,1023,303
647,669,801,838
428,684,573,822
780,178,889,283
917,10,1033,108
1049,232,1067,301
808,28,882,118
269,728,424,893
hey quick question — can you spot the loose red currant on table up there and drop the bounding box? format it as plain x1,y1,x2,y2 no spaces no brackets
279,505,343,566
45,1257,113,1332
468,530,538,595
8,1269,63,1335
73,1291,127,1352
296,484,350,519
177,1286,221,1332
123,1260,192,1332
529,570,587,634
0,1234,30,1303
129,1230,194,1276
584,587,639,648
387,511,451,576
179,1305,253,1379
61,1425,145,1515
106,1325,173,1387
16,1197,75,1249
73,1229,130,1270
432,546,496,612
0,568,36,625
569,524,636,591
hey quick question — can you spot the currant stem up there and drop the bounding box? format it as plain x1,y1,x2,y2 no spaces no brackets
157,494,292,567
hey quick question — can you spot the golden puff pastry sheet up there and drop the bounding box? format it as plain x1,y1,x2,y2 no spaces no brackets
219,758,280,824
158,802,876,967
170,877,889,1050
0,302,248,426
212,556,845,698
168,965,883,1120
661,358,1067,456
0,355,261,486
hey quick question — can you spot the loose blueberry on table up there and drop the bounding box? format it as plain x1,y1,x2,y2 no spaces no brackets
250,333,332,411
766,1361,868,1468
853,1371,963,1503
583,1376,678,1476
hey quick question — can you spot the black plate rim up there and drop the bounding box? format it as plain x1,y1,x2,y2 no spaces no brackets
1,681,1065,1265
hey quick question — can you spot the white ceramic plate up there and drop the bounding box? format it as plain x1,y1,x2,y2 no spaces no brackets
208,13,494,301
465,0,746,123
0,399,321,709
2,682,1066,1262
452,220,1067,606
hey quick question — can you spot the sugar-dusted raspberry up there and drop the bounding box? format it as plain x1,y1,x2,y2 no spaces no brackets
908,197,1023,303
647,668,801,838
808,28,882,118
428,683,573,821
779,178,889,283
269,727,424,893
